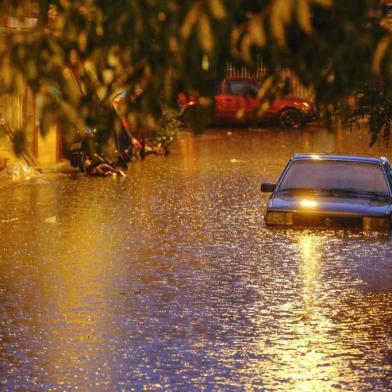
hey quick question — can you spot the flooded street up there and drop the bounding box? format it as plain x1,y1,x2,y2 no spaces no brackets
1,126,392,391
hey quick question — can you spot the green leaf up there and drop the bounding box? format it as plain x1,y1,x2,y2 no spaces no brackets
1,57,13,89
271,0,294,46
198,14,214,54
257,76,275,100
249,15,266,47
208,0,227,20
241,34,252,64
230,26,243,57
373,36,392,75
181,3,201,39
78,31,88,52
297,0,313,34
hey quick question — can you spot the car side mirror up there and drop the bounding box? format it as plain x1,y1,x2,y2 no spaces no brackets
260,182,276,193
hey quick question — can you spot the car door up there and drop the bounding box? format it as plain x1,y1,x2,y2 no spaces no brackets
215,80,259,124
214,80,239,124
240,81,260,122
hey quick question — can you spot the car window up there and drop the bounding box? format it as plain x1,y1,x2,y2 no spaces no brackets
278,160,390,195
227,80,258,97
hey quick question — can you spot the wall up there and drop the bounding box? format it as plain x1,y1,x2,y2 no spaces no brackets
37,124,59,166
0,90,60,167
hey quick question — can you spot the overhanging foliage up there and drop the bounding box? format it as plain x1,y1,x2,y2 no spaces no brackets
0,0,391,151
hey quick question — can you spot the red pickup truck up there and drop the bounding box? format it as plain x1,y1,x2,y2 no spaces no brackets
179,77,317,128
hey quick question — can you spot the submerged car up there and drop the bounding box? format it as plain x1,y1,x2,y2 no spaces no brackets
179,77,318,128
261,154,392,230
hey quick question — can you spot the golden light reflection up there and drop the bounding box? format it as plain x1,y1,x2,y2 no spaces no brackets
30,183,116,389
310,154,322,160
246,233,350,391
177,131,199,175
272,233,343,391
298,233,322,303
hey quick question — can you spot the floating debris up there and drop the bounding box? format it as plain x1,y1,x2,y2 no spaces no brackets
1,217,19,223
5,162,40,181
230,158,248,163
44,216,57,224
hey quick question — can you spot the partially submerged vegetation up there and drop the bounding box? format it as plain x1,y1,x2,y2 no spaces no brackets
349,87,391,145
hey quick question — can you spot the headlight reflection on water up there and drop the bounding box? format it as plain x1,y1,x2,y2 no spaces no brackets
250,233,352,391
295,234,341,387
274,233,343,391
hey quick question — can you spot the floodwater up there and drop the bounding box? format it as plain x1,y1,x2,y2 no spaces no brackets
0,125,391,391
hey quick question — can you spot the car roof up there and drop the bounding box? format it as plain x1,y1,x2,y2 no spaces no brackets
292,153,389,165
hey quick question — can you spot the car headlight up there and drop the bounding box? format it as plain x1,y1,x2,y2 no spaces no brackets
266,211,294,226
363,216,390,231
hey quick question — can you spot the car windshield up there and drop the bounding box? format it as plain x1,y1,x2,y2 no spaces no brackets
278,160,390,197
